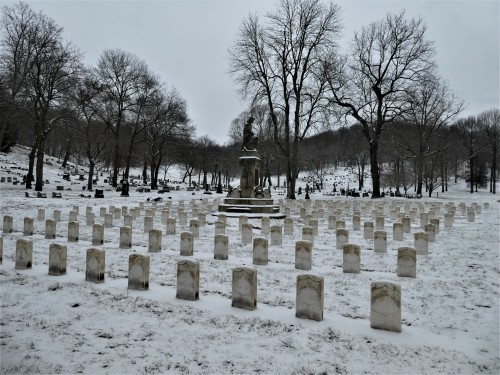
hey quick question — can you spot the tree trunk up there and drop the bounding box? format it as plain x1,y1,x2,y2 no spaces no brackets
35,140,45,191
469,156,474,193
88,160,95,191
369,140,381,198
142,161,148,184
112,134,120,187
416,153,424,195
61,136,72,168
26,144,37,189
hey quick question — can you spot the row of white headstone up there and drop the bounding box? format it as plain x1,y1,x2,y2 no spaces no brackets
6,237,402,332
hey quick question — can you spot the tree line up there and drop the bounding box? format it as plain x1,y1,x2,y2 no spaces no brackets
1,1,498,196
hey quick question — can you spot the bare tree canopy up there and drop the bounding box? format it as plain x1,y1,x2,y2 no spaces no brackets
325,11,435,197
229,0,342,199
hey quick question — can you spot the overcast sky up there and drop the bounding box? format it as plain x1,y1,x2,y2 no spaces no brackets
11,0,499,144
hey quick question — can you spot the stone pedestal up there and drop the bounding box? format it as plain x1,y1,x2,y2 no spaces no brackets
239,150,261,198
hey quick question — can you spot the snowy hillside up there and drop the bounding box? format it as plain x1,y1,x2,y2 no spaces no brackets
0,146,498,374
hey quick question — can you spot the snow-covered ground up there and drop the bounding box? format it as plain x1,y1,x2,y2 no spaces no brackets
1,146,499,374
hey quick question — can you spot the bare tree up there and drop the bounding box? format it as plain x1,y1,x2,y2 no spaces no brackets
393,74,463,194
93,49,147,187
479,108,500,194
325,11,435,197
455,116,482,193
229,0,342,199
142,87,191,190
1,2,82,190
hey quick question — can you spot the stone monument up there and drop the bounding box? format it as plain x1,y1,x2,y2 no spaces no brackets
217,117,283,218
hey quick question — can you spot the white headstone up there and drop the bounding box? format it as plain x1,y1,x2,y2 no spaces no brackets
148,229,162,252
49,243,67,276
69,210,78,222
37,209,45,221
0,237,3,264
144,216,154,233
128,254,150,291
295,240,312,270
189,219,200,238
336,229,349,249
86,248,105,283
430,218,440,234
239,215,248,231
232,267,257,310
295,274,324,321
241,223,253,244
180,231,194,256
397,247,416,278
284,217,294,236
176,260,200,300
3,215,13,234
53,210,61,222
270,225,282,246
67,221,80,242
119,226,132,249
373,231,387,253
393,223,403,241
261,217,270,235
352,215,361,231
402,217,411,233
179,211,188,226
414,232,428,255
253,237,268,265
424,224,436,242
214,221,225,235
99,207,106,218
164,217,175,235
301,226,314,246
23,217,34,236
310,219,319,236
214,234,229,260
15,239,33,269
104,213,113,228
92,223,104,246
45,219,56,239
343,244,360,273
467,210,475,222
375,216,385,231
363,222,374,240
86,213,95,226
370,281,401,332
420,212,429,228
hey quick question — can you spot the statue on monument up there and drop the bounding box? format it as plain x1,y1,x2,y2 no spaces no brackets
242,116,258,151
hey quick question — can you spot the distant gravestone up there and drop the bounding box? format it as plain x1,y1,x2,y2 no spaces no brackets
373,231,387,253
45,219,56,239
328,215,336,230
67,221,79,242
284,217,294,236
189,219,200,238
343,244,360,274
99,207,106,218
467,210,475,222
214,221,225,235
363,222,374,240
270,225,282,246
430,218,440,234
119,226,132,249
336,229,349,249
178,211,188,226
444,213,453,228
424,224,436,242
302,226,314,246
375,216,384,231
402,217,411,233
53,210,61,222
166,217,176,235
86,213,95,226
336,220,346,230
15,239,33,270
23,217,34,236
144,216,153,233
37,208,45,221
241,223,253,244
252,237,268,265
123,214,133,228
310,219,319,236
128,254,150,291
295,240,312,270
180,231,194,256
104,213,113,228
261,217,270,235
214,234,229,260
92,223,104,246
232,267,257,310
198,212,206,227
352,215,361,231
296,274,324,321
393,223,404,241
85,248,105,283
69,210,78,222
148,229,162,252
176,259,200,300
414,232,428,255
419,212,429,228
3,215,13,234
49,243,67,276
0,237,3,264
239,215,248,231
397,247,416,278
370,281,401,333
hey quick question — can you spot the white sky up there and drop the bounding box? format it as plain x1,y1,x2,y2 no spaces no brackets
11,0,500,144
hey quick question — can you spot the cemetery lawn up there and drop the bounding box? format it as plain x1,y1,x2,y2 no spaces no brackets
1,146,499,374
